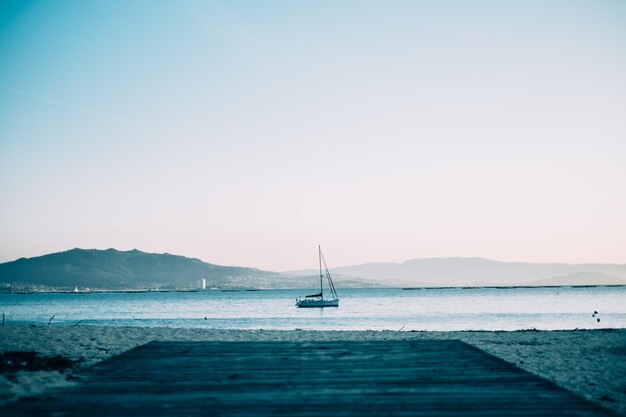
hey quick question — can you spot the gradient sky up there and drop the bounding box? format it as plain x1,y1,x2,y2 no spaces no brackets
1,0,625,270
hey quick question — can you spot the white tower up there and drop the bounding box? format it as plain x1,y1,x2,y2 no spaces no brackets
201,278,206,290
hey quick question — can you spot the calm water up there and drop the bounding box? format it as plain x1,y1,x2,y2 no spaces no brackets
1,287,625,331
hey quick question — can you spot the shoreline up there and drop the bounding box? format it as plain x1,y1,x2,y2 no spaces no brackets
1,325,625,415
2,283,626,294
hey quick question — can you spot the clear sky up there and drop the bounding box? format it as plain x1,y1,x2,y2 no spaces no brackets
1,0,625,270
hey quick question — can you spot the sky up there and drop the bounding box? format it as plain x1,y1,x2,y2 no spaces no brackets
1,0,625,271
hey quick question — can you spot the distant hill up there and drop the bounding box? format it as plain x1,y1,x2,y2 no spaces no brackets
3,250,624,290
287,257,626,287
526,272,626,287
0,248,377,290
0,248,281,290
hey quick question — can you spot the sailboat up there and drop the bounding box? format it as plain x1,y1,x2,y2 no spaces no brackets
296,246,339,308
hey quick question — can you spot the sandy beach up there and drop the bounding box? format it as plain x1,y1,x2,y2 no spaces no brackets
1,324,624,415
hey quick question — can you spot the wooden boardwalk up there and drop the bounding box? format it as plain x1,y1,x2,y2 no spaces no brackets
4,340,619,416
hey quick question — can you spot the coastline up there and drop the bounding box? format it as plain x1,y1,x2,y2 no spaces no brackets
3,283,625,294
1,325,625,415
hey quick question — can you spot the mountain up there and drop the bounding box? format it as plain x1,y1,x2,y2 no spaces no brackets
0,248,280,290
0,248,378,290
287,257,626,287
2,250,624,290
526,272,626,287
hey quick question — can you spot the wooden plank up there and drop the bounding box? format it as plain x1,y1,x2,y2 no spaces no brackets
2,340,618,416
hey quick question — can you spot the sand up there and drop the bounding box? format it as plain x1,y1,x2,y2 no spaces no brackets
1,324,625,415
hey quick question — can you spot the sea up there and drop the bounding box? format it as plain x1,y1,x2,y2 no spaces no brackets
1,286,625,331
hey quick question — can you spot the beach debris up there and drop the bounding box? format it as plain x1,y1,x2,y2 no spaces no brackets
0,351,75,373
599,394,616,402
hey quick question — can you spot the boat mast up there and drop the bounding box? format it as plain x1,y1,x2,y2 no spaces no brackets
320,249,338,300
319,245,323,299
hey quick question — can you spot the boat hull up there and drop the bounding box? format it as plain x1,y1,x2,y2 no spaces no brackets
296,299,339,308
